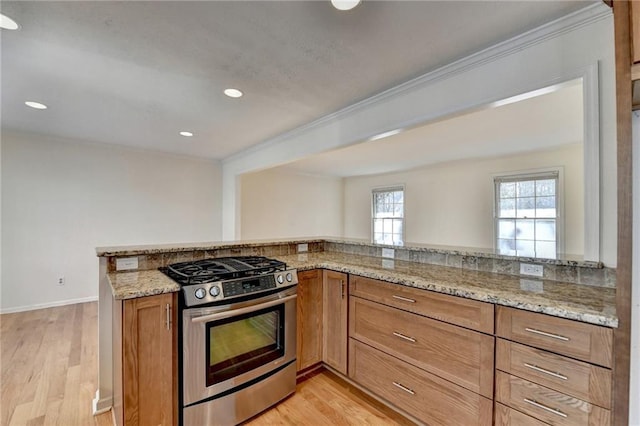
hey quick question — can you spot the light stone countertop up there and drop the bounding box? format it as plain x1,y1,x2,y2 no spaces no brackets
108,269,180,300
108,252,617,328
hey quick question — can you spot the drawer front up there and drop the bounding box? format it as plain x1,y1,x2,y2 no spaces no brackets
350,275,494,333
495,403,548,426
496,306,613,367
495,371,610,426
349,339,493,426
349,296,494,397
496,339,611,408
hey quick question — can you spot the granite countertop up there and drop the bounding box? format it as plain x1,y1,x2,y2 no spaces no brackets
108,269,180,300
96,236,598,268
275,252,617,328
107,252,617,328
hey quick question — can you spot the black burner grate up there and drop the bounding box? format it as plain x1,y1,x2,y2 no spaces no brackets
161,256,286,286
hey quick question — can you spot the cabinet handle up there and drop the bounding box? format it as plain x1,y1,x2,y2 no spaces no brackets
165,304,171,330
341,280,345,299
392,381,415,395
393,332,416,343
524,363,568,380
524,328,569,341
523,398,567,418
392,295,416,303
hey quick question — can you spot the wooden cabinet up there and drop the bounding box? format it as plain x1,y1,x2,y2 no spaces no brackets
495,372,610,426
349,339,492,426
495,306,613,425
322,270,348,374
296,269,323,371
349,296,494,397
113,292,177,426
496,306,613,368
348,275,494,425
350,275,494,333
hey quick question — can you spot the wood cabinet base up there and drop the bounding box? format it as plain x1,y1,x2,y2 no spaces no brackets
349,339,492,426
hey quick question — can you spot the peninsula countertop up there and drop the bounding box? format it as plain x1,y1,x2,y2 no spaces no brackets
107,252,617,328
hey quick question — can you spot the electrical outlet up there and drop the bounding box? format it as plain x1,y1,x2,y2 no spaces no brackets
382,248,395,259
519,263,544,277
116,257,139,271
57,276,65,286
297,243,308,253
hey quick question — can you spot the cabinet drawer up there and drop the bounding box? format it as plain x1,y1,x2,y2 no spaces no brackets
349,296,494,397
496,339,611,408
350,275,494,333
495,403,548,426
495,371,610,426
349,339,492,426
496,306,613,367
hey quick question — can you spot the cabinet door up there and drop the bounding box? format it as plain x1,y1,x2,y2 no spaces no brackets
322,270,348,374
123,293,177,426
296,269,323,371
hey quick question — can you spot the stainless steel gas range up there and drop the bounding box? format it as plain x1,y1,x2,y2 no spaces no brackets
161,256,298,426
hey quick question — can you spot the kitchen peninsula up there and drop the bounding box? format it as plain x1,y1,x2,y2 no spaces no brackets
98,238,617,425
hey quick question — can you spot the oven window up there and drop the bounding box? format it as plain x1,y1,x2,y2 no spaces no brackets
206,305,285,386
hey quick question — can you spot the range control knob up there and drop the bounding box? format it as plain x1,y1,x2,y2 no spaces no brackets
209,286,221,297
276,274,284,284
194,288,207,299
286,273,293,282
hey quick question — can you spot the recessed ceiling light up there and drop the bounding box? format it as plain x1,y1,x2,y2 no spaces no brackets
369,129,402,142
331,0,361,11
25,101,47,110
224,88,243,98
179,131,194,137
0,13,19,30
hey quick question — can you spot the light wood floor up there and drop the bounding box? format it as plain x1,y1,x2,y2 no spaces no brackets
1,302,413,426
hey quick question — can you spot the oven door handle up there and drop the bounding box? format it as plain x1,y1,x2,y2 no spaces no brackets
190,294,297,323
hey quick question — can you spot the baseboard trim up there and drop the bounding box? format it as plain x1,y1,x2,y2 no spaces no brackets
0,296,98,314
92,390,113,416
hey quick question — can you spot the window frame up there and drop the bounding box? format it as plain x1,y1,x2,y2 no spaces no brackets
371,185,405,245
492,168,565,258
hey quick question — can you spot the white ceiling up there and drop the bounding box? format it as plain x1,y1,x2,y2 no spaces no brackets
1,1,594,160
281,81,584,177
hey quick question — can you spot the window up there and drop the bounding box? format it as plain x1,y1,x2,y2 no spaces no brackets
494,172,559,259
372,187,404,245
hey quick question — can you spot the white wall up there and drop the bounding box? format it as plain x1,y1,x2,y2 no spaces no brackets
240,168,343,240
343,144,584,256
1,131,222,312
222,6,616,267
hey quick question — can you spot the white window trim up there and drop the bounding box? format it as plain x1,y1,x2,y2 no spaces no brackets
492,167,565,257
371,185,406,245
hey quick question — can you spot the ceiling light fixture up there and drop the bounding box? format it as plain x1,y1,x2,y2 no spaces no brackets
179,131,194,137
224,88,243,98
25,101,47,110
0,13,19,30
369,128,402,142
331,0,361,11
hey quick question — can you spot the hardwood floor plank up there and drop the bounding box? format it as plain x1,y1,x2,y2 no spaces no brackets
1,303,110,426
2,302,415,426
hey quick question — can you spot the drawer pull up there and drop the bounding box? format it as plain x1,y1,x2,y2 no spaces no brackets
393,332,416,343
392,381,415,395
524,363,568,380
392,295,416,303
524,327,570,341
523,398,568,418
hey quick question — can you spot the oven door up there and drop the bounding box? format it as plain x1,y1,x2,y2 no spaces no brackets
182,286,297,406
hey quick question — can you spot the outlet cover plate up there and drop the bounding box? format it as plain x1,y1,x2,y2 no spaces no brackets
297,243,308,253
116,257,139,271
382,248,395,259
519,263,544,277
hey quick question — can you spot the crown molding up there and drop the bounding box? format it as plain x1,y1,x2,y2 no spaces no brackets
224,3,611,168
